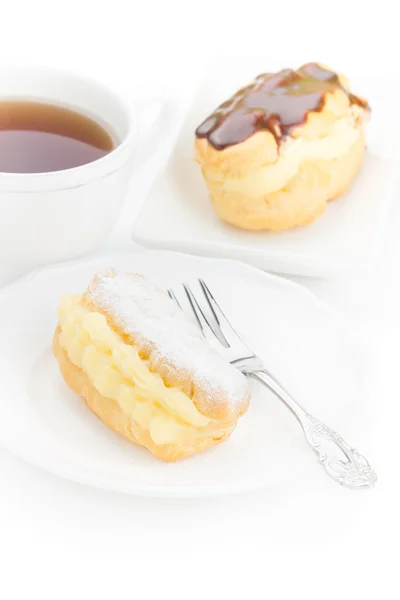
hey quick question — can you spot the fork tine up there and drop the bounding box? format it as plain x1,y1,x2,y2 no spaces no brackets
168,289,181,309
183,284,222,348
199,279,248,348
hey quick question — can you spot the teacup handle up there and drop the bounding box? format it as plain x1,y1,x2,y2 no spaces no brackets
133,97,180,168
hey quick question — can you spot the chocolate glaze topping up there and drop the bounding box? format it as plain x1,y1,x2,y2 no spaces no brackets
195,63,369,150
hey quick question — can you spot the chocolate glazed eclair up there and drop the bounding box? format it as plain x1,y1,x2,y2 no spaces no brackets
195,63,370,231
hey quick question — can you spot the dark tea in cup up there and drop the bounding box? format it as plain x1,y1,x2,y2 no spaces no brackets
0,101,114,173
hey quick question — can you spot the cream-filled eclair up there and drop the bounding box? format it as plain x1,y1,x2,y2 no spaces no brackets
53,270,250,461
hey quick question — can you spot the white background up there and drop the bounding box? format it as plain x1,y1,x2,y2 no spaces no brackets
0,1,398,598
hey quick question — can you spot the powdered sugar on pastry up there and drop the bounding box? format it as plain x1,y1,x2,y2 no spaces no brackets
84,270,249,421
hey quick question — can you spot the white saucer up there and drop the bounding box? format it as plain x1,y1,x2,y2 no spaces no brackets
132,59,396,278
0,250,369,496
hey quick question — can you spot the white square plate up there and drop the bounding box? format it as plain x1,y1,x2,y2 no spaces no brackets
133,59,397,278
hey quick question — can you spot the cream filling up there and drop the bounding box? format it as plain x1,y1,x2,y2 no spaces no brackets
57,295,229,446
212,119,362,197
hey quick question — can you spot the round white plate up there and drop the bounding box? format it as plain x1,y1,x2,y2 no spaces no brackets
0,251,367,497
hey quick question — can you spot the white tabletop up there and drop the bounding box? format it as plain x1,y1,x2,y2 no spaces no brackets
0,4,398,597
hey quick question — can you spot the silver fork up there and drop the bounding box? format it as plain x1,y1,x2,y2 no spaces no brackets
169,280,377,489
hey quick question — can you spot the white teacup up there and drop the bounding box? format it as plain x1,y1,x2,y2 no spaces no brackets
0,67,177,286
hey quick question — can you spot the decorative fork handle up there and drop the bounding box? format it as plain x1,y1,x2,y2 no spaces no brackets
249,368,377,488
